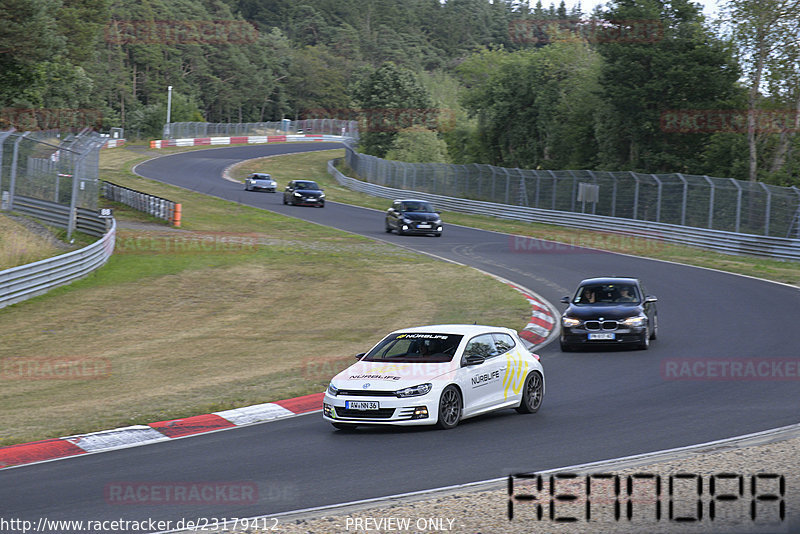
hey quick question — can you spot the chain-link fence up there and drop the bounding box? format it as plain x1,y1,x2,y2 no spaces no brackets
165,119,359,140
1,129,106,236
345,147,800,239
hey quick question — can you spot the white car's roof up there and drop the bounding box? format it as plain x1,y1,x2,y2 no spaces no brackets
389,324,515,336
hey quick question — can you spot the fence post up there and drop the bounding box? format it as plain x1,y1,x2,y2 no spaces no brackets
760,182,771,236
548,171,558,211
731,178,743,233
702,176,715,229
651,174,662,222
7,132,29,212
568,170,578,212
630,172,640,220
677,173,688,226
792,186,800,239
0,129,16,200
502,167,511,204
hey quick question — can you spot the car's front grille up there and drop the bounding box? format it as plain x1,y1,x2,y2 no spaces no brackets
336,390,397,397
334,407,395,419
585,320,619,331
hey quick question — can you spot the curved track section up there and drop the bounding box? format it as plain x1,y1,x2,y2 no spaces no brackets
3,143,798,532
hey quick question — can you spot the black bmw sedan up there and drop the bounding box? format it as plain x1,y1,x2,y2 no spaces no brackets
559,277,658,351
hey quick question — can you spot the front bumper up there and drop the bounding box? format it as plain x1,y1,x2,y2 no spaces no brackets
399,223,443,235
250,185,276,192
294,197,324,206
561,325,646,346
322,392,438,426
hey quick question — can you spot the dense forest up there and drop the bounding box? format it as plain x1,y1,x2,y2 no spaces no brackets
1,0,798,184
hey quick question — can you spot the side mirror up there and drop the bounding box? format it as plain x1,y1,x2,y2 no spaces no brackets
463,354,485,366
355,352,366,360
560,296,570,304
645,296,658,303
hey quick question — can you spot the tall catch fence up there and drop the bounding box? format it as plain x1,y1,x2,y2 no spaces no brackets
165,119,359,140
344,146,800,239
1,129,106,238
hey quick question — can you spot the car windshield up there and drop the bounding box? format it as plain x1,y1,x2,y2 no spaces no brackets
362,333,463,363
253,174,271,180
295,181,319,190
402,201,435,213
573,284,640,304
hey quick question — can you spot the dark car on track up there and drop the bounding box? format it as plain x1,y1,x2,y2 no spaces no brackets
385,199,443,237
559,277,658,351
283,180,325,207
244,173,277,192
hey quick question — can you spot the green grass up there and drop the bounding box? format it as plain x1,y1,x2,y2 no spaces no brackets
0,143,530,449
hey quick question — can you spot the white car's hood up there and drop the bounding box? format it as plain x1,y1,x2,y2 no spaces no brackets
333,360,457,390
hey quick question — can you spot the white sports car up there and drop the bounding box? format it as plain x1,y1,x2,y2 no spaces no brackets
323,324,545,430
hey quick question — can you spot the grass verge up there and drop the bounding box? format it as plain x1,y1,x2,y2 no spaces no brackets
0,143,530,446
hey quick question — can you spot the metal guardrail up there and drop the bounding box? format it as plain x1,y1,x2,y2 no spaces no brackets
101,180,180,225
328,160,800,261
0,218,116,309
11,195,108,237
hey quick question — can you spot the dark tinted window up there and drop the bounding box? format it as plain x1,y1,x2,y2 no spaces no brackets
363,333,462,363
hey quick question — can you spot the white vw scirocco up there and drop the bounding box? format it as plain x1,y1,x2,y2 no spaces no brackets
323,324,545,430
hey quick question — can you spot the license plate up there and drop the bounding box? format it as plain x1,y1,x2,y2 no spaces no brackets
346,401,379,410
417,224,431,228
588,333,615,340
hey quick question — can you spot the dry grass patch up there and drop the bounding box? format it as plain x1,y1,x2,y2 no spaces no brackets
0,214,72,270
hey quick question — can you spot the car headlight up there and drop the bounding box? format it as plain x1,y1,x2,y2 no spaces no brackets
395,383,432,398
327,383,339,396
434,219,441,224
562,317,581,327
401,217,412,224
621,315,647,327
319,193,325,198
294,192,302,196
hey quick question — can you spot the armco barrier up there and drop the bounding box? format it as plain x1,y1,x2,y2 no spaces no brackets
0,218,116,309
328,160,800,261
11,196,108,237
101,181,180,226
149,134,345,149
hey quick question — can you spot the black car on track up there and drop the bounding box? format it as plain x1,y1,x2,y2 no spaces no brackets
385,199,443,237
559,277,658,351
283,180,325,207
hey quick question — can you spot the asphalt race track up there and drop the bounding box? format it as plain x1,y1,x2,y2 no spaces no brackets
3,142,798,532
